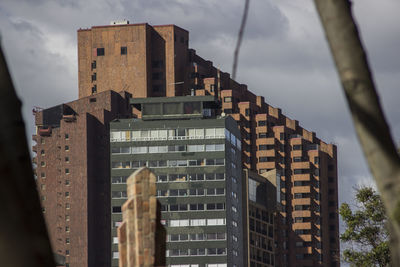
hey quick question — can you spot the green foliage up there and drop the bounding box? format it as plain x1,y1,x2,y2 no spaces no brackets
340,187,390,266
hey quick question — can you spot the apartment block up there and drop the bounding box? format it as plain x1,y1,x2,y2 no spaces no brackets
33,91,132,267
33,22,339,267
110,96,244,267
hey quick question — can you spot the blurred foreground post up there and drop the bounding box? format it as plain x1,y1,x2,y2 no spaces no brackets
314,0,400,264
0,45,56,266
118,167,166,267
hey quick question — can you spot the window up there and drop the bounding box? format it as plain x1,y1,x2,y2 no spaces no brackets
66,238,70,244
41,195,46,201
91,60,96,70
113,252,119,259
65,215,70,221
65,168,69,174
41,184,46,190
40,161,45,167
152,60,163,68
40,149,45,155
121,46,127,55
329,176,335,183
97,48,105,56
65,157,69,162
152,72,163,80
280,133,285,140
65,192,70,197
245,108,250,116
92,85,97,94
91,73,96,82
41,172,46,178
224,97,232,103
65,145,69,151
65,180,70,185
293,144,302,150
65,226,70,232
258,120,267,126
314,157,319,164
66,203,70,209
112,206,122,213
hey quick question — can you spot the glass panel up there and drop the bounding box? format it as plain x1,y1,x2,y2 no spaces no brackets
183,102,201,114
205,128,215,137
143,103,161,115
195,128,204,138
163,103,181,115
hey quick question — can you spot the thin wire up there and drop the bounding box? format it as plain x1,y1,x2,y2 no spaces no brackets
232,0,250,81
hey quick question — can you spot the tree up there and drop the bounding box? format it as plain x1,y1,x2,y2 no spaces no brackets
313,1,400,265
340,187,390,266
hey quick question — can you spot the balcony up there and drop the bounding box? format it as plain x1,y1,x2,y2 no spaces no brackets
32,145,37,153
257,149,275,157
38,127,52,136
298,234,312,242
293,186,311,194
292,222,312,230
293,173,311,181
62,114,76,122
292,210,311,218
293,198,311,206
291,150,303,158
292,161,310,169
257,162,275,170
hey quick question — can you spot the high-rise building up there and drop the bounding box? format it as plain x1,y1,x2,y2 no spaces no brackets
242,169,277,267
33,91,132,267
33,22,339,267
110,96,244,267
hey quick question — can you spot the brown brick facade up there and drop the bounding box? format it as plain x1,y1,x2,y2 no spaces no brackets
33,91,132,267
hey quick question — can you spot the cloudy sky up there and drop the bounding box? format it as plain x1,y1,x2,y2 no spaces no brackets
1,0,399,225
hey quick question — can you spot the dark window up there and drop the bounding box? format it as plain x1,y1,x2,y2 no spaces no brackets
90,98,96,102
328,164,334,171
224,97,232,103
91,60,96,70
328,189,335,195
97,48,105,56
152,72,163,80
152,60,164,68
314,157,319,164
65,145,69,151
65,133,69,139
112,206,121,213
329,177,335,183
91,85,97,94
91,73,96,82
65,157,69,162
245,108,250,116
258,120,267,127
153,85,165,93
224,109,232,114
293,144,302,150
280,133,285,140
65,168,69,174
329,201,336,207
258,132,267,138
121,46,127,55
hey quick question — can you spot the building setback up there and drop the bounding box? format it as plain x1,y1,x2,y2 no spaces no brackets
110,96,244,267
33,22,339,267
33,91,131,267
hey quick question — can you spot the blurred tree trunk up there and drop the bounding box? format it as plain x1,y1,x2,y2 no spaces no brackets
314,0,400,265
0,44,55,266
